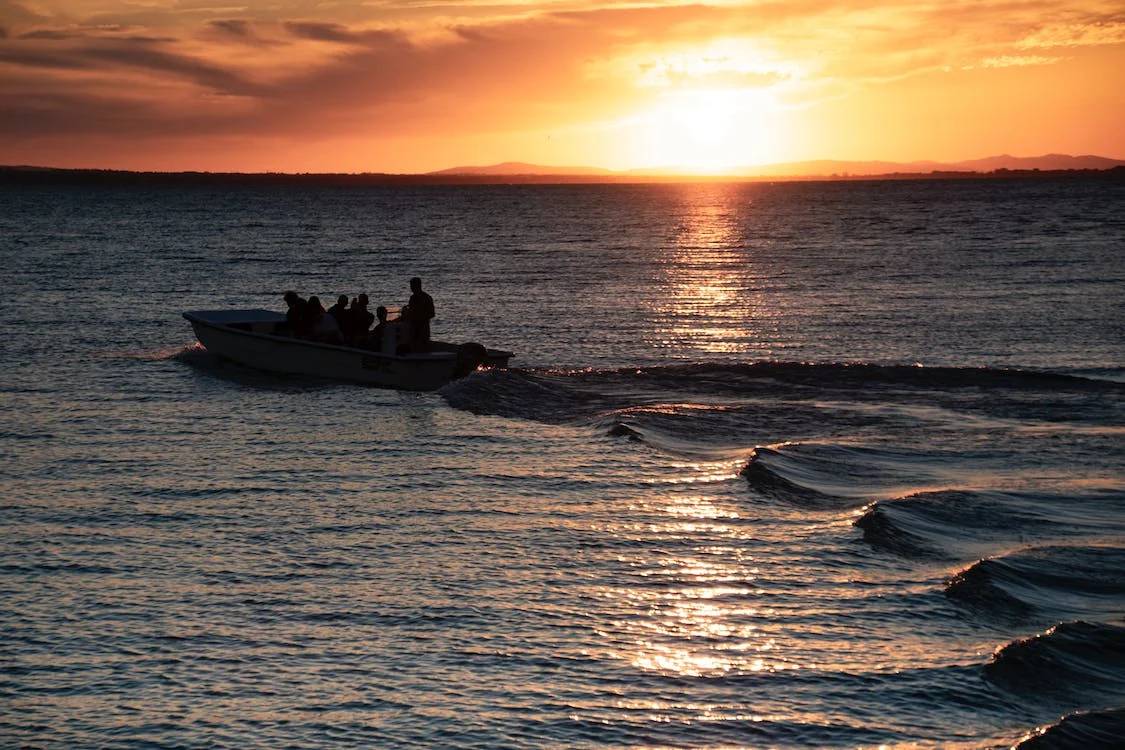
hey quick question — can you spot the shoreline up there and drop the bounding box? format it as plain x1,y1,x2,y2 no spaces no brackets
3,164,1124,187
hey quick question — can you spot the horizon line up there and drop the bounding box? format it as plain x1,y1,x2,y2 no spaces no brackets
3,165,1125,185
4,152,1125,181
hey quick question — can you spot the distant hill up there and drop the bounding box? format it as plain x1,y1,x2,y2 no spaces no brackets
429,161,613,176
944,154,1125,172
433,154,1125,177
725,160,941,177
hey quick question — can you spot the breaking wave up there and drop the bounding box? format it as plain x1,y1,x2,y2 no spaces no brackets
441,361,1122,461
1013,707,1125,749
855,490,1125,559
986,620,1125,705
945,545,1125,623
740,442,960,507
441,362,1120,421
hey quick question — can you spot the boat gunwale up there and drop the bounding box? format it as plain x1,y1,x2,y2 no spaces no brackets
182,311,513,362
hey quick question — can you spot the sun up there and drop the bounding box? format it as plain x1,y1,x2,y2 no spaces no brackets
632,88,780,174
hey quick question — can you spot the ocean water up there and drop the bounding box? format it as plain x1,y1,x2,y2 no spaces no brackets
1,177,1123,748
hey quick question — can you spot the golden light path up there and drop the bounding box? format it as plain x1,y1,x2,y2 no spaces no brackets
588,190,950,695
646,183,782,358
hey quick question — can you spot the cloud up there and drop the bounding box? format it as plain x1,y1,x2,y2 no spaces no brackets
284,21,367,43
208,19,252,38
83,43,264,95
0,90,179,137
18,28,76,40
0,37,265,96
0,0,44,26
0,46,91,70
203,18,285,47
981,54,1061,67
1017,20,1125,49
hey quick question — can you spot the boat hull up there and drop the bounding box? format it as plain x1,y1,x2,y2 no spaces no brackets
185,311,510,390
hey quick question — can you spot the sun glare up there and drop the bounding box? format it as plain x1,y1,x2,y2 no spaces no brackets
633,88,780,174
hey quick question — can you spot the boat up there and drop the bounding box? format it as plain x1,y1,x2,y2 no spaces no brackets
183,309,513,390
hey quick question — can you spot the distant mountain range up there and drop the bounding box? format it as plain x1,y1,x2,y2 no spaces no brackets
432,154,1125,177
3,154,1123,187
429,161,614,176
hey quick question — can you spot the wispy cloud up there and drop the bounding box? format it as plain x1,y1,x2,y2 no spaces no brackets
283,21,370,43
981,54,1061,67
208,19,252,38
1017,20,1125,48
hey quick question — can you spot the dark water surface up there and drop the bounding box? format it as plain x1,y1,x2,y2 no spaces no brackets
2,178,1124,748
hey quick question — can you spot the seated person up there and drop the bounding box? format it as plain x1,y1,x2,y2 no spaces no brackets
366,305,389,351
282,290,305,335
296,295,321,338
304,296,343,344
327,295,349,331
349,294,375,345
395,304,412,354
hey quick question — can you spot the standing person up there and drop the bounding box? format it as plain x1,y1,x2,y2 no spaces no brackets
406,277,435,352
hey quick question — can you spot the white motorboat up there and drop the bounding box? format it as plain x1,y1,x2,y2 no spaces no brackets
183,309,512,390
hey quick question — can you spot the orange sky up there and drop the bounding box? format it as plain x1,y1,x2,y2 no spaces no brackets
1,0,1122,172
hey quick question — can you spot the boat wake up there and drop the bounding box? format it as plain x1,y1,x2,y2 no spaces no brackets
444,360,1125,750
944,545,1125,624
440,360,1122,436
855,489,1125,560
105,342,207,361
1014,708,1125,749
440,361,1123,486
986,620,1125,706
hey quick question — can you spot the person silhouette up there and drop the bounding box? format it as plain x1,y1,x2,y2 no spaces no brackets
282,290,305,334
406,277,434,352
369,305,389,351
327,294,349,329
352,294,374,335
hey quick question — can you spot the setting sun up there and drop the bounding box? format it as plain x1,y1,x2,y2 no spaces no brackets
632,88,783,173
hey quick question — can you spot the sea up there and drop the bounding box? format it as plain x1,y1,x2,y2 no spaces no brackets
1,176,1123,748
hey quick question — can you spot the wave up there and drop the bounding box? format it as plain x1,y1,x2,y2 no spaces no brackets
442,362,1120,419
104,343,206,361
584,361,1118,394
441,364,911,458
596,401,852,459
1014,708,1125,749
740,446,853,507
439,361,1123,458
1060,366,1125,384
440,364,1125,524
855,490,1125,559
986,621,1125,705
945,545,1125,623
741,443,960,508
439,367,610,423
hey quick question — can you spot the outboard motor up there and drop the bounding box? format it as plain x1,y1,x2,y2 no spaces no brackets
454,342,488,377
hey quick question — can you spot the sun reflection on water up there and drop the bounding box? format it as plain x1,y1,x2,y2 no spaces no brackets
647,184,781,357
595,482,805,681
